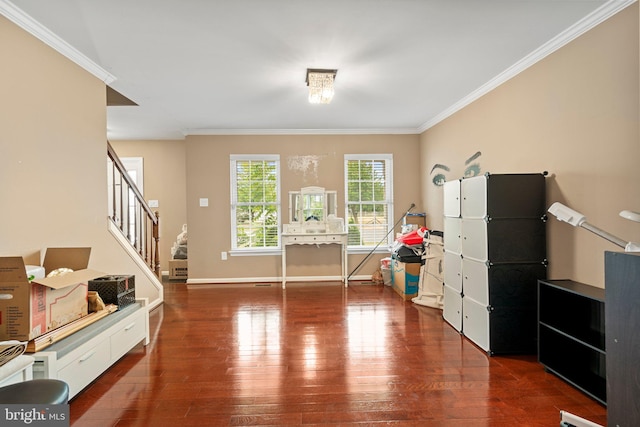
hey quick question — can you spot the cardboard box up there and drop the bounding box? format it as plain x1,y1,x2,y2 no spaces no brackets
169,259,188,280
391,258,420,300
0,248,103,341
404,212,426,228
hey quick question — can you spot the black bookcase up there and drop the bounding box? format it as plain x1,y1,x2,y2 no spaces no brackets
537,279,606,405
605,251,640,426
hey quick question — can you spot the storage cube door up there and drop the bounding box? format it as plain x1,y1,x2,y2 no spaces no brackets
461,218,546,263
443,217,461,253
443,284,462,332
462,258,488,306
461,219,488,262
463,174,546,219
463,261,545,310
443,180,461,218
462,297,490,352
443,251,462,292
460,175,487,219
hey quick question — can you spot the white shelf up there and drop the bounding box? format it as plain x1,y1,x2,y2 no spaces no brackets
31,300,149,399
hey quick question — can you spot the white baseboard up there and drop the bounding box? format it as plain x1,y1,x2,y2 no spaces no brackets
186,274,373,285
107,220,164,305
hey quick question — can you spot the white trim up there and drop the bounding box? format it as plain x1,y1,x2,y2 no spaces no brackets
186,274,373,285
188,128,418,136
417,0,636,133
0,0,116,84
120,157,144,195
230,154,281,251
228,247,387,256
344,154,394,248
349,247,392,255
344,154,395,160
108,219,164,310
229,248,281,257
229,154,281,161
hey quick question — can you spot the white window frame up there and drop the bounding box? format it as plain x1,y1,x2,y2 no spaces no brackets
121,157,144,244
344,154,394,253
230,154,281,255
121,157,144,195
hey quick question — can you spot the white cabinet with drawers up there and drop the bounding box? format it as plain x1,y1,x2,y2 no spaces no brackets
32,301,149,399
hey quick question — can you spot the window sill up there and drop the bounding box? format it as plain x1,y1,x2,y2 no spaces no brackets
229,246,391,257
229,248,282,257
348,247,392,255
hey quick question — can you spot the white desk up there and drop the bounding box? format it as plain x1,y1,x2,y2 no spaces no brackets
281,232,348,289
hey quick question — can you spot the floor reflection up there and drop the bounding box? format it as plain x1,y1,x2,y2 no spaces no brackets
234,306,282,398
347,305,389,356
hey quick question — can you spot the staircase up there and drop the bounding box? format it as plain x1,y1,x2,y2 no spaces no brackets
107,141,160,277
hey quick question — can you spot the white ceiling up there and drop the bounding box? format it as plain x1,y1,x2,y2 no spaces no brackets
3,0,631,140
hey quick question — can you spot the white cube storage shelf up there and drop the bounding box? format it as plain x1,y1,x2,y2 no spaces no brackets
442,173,547,355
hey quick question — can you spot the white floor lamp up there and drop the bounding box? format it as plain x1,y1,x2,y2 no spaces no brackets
547,202,640,252
548,202,639,427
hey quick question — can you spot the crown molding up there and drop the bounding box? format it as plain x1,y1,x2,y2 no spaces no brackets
0,0,116,84
417,0,637,133
185,127,419,136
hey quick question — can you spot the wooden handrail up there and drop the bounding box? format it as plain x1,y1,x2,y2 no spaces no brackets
107,141,160,277
107,142,158,221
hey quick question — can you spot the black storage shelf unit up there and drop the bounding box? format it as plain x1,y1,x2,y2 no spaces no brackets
443,173,547,355
538,279,606,405
605,251,640,426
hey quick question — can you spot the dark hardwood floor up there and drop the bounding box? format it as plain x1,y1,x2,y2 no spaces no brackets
68,281,606,426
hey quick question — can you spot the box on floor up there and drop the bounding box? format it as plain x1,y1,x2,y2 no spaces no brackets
0,248,103,341
391,258,420,300
169,259,187,280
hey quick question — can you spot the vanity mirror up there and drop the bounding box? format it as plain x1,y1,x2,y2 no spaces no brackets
281,186,348,288
284,186,342,233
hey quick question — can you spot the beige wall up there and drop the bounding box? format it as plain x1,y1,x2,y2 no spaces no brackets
109,140,187,272
185,134,421,282
0,16,162,305
420,4,640,288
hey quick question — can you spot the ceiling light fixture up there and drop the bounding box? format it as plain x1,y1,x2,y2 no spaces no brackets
305,69,337,104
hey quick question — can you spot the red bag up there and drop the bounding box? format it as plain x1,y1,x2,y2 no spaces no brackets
396,227,428,246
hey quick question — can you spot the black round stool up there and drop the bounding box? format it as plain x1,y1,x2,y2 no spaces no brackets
0,379,69,404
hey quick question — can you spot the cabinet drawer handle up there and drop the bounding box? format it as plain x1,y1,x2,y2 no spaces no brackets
124,322,136,331
79,350,96,362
